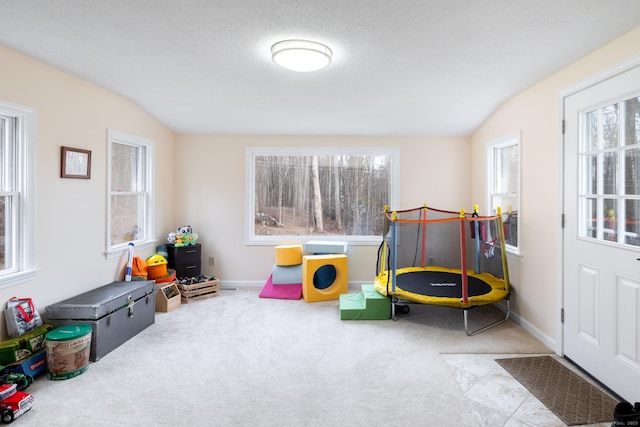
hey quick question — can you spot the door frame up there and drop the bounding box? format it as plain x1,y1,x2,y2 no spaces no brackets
556,53,640,357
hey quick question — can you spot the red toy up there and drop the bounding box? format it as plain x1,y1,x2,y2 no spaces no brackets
0,383,33,424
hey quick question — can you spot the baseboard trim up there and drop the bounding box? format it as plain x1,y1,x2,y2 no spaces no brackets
501,304,557,353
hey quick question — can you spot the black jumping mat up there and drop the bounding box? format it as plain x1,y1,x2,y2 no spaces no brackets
395,270,491,298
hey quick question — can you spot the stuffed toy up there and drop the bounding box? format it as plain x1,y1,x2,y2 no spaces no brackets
175,225,198,246
167,232,176,244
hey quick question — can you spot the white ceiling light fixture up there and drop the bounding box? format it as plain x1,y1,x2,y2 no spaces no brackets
271,39,332,72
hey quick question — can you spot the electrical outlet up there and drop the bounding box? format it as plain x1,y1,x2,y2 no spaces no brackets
209,256,216,266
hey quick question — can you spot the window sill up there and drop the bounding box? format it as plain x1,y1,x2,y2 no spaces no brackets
245,236,382,246
506,250,522,261
105,239,157,259
0,269,37,290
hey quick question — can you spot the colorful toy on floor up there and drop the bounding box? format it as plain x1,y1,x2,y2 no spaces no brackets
339,284,390,320
259,275,302,300
0,367,32,392
0,383,33,424
146,254,168,280
302,254,348,302
130,256,148,280
373,204,510,335
259,245,303,300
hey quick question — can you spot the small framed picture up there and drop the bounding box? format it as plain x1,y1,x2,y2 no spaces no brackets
61,146,92,179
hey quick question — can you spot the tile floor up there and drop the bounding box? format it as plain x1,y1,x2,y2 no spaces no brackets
441,353,613,427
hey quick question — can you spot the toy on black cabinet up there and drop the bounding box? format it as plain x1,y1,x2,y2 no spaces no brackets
167,232,177,245
168,225,198,247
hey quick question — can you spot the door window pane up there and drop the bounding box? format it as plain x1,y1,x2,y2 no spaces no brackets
581,154,597,194
583,110,598,151
624,96,640,146
625,148,640,195
625,199,640,246
582,198,597,238
603,198,617,241
603,104,619,149
602,152,618,195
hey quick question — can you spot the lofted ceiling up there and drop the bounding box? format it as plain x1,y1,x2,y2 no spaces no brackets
1,1,640,136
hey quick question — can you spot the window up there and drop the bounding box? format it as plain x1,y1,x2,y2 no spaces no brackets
106,129,154,257
0,100,36,288
487,135,520,254
246,147,399,244
579,96,640,246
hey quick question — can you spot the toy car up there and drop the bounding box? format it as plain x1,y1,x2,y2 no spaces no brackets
0,383,33,424
0,366,33,391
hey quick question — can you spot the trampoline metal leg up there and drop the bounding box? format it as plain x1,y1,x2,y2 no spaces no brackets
463,299,510,336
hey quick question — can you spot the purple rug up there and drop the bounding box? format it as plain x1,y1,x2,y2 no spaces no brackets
259,275,302,300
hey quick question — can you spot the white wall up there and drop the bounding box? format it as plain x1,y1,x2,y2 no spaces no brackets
0,45,176,337
173,134,471,285
470,26,640,348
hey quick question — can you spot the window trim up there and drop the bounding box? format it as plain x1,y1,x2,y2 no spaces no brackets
0,100,36,289
245,146,400,245
105,129,155,259
486,133,521,255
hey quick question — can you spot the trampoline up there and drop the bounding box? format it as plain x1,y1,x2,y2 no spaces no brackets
374,205,511,335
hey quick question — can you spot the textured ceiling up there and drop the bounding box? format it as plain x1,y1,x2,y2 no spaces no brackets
1,1,640,136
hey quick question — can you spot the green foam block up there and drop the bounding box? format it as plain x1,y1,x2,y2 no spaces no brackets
339,284,391,320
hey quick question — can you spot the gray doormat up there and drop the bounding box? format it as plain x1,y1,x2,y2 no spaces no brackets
496,356,617,425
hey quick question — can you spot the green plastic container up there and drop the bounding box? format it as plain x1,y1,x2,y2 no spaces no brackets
45,324,92,380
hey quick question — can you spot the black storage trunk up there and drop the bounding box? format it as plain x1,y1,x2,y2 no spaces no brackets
44,280,155,362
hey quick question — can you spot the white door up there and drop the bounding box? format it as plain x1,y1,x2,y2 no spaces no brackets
563,64,640,403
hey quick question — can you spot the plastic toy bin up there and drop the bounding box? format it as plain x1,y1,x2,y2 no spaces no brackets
45,324,92,380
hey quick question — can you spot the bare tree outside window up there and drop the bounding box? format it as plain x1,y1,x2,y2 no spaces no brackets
488,136,520,254
0,101,36,286
106,129,153,255
579,95,640,246
249,148,398,242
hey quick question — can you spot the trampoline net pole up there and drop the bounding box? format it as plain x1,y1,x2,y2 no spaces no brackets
420,204,427,267
391,213,398,294
473,210,481,274
459,211,469,305
496,209,511,293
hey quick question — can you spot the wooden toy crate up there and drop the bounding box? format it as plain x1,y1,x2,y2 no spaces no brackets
177,279,220,303
155,282,182,312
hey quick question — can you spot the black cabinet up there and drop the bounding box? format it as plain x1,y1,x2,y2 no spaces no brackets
167,243,201,278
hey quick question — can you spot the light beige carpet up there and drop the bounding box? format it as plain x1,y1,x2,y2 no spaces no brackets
22,286,552,426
